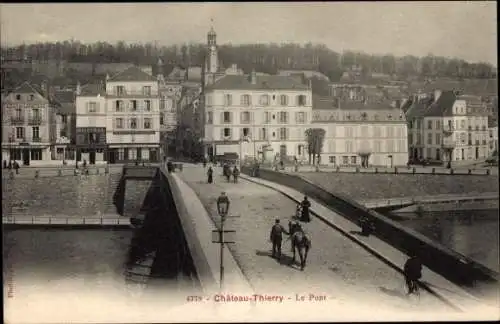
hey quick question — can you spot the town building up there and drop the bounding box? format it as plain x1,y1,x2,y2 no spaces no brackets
1,82,56,165
105,66,161,163
488,119,498,154
75,81,107,164
204,70,313,163
405,90,490,165
312,96,408,167
51,89,77,161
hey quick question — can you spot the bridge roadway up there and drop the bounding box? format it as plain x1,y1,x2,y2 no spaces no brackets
176,164,498,320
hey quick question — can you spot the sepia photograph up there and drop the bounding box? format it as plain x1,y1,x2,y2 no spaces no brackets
1,1,498,322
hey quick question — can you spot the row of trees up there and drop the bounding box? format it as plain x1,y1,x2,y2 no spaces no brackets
2,41,496,80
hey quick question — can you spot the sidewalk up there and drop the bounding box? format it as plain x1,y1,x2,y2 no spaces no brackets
177,164,476,320
238,172,499,316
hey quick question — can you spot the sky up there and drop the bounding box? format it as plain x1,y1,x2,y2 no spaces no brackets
0,2,497,65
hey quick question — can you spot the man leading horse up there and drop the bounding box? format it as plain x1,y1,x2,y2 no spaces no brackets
288,221,311,271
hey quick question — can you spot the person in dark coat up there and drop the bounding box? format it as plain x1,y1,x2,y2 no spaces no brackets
300,196,311,222
3,160,7,169
13,161,20,174
232,166,240,183
167,160,173,173
207,166,214,184
269,219,289,259
8,160,12,169
403,253,423,295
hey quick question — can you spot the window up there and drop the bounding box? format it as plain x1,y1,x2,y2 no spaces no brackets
115,100,124,112
345,141,353,153
61,115,67,123
131,100,137,111
297,95,306,106
460,120,466,130
32,127,39,140
129,149,137,160
32,109,40,119
143,86,152,96
427,133,432,145
29,94,34,101
130,118,137,129
342,156,348,165
296,112,305,123
88,133,97,143
144,118,152,129
118,148,125,161
241,94,251,106
222,111,231,123
15,108,22,119
279,127,288,140
435,120,441,129
144,100,151,111
351,156,357,164
30,149,42,161
88,102,97,113
242,127,250,137
329,156,336,164
427,120,432,129
241,111,250,124
280,95,288,106
115,118,123,129
264,112,271,123
160,113,164,125
223,128,231,138
224,94,233,106
279,112,288,123
259,128,267,140
115,86,125,95
16,94,21,100
207,112,213,124
260,94,269,106
435,133,441,145
16,127,24,139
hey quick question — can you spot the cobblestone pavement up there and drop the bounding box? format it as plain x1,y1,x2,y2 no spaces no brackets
297,172,499,201
179,165,454,315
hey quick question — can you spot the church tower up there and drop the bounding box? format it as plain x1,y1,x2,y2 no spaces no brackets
206,26,218,74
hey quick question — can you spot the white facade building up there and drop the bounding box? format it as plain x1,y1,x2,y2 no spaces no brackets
204,71,313,163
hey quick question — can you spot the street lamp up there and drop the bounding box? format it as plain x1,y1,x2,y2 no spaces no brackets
216,192,229,290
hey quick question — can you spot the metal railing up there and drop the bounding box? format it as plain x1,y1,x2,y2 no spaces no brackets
28,117,43,125
10,117,24,124
2,215,131,226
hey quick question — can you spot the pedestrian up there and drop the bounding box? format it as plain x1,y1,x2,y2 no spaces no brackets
232,165,240,183
83,159,87,169
207,166,214,184
280,160,284,170
403,252,422,295
8,160,12,169
269,219,289,259
2,160,6,169
13,161,20,174
300,196,311,222
167,160,173,173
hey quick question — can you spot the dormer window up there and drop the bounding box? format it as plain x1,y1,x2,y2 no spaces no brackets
29,94,34,101
297,95,306,106
16,94,21,100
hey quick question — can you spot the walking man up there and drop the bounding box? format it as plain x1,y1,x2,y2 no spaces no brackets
207,166,214,184
232,165,240,183
269,219,289,259
403,252,422,295
300,196,311,222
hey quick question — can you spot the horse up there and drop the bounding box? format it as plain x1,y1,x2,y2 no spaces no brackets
288,221,311,271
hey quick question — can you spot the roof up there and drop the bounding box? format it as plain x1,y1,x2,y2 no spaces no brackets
13,81,42,95
53,91,75,104
187,66,202,82
108,66,157,82
206,74,309,91
79,83,106,97
406,90,490,118
312,94,397,111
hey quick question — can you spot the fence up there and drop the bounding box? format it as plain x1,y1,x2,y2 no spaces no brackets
2,215,131,226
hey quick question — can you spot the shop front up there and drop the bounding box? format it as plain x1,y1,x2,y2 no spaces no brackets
107,144,160,164
2,141,51,166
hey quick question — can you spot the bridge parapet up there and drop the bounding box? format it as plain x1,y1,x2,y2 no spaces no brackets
162,167,254,296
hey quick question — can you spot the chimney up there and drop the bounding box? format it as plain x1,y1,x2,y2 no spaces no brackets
434,89,442,102
40,81,48,98
76,81,81,95
250,69,257,85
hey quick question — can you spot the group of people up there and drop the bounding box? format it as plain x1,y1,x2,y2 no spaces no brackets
206,162,239,184
3,160,20,174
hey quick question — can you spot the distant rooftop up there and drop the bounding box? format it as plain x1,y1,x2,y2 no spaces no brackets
206,74,309,91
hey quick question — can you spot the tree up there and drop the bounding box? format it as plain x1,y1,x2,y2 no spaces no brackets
305,128,326,165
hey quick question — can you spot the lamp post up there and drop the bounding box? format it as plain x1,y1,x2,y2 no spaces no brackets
216,192,230,290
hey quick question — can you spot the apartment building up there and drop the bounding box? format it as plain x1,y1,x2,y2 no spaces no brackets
51,90,77,161
406,90,490,164
204,71,312,163
75,81,107,164
1,82,56,165
312,96,408,167
105,66,161,163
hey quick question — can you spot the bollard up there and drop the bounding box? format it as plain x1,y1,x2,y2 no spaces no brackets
375,167,378,174
9,171,14,179
412,167,416,174
450,168,454,175
432,168,436,174
105,166,109,174
35,170,39,178
468,169,472,175
58,169,63,176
